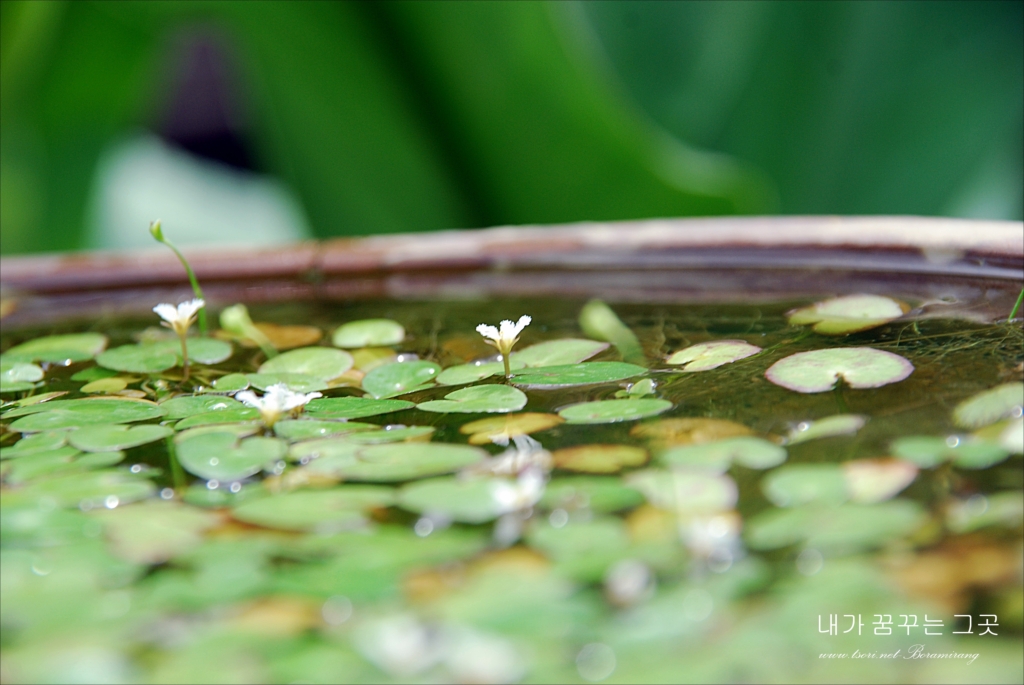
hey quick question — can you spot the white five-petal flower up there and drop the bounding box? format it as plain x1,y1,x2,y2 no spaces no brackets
236,383,322,427
489,467,546,514
153,298,205,337
476,315,531,377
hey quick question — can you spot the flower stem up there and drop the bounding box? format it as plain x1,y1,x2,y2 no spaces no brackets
502,354,512,379
165,435,186,494
179,333,190,382
150,221,207,336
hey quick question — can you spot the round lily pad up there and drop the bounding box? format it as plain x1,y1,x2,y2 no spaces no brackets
305,396,415,420
436,361,515,386
787,294,908,335
761,464,848,507
1,431,68,458
552,445,648,473
626,469,738,514
952,383,1023,429
745,500,926,552
3,332,108,363
630,418,752,447
80,378,129,394
787,414,867,445
7,398,166,432
151,338,234,365
0,359,43,392
842,458,918,504
173,407,261,430
3,469,155,509
96,344,179,374
246,372,327,393
175,431,287,481
890,435,1010,469
765,347,914,393
540,476,645,513
3,448,125,485
559,399,672,424
398,477,510,523
418,385,527,414
511,339,610,367
258,347,354,381
241,323,323,350
362,361,440,399
332,319,406,348
68,424,173,452
232,486,395,531
511,362,646,388
96,499,221,565
273,419,380,442
459,413,564,445
160,395,247,419
211,373,250,392
296,442,485,482
341,425,435,444
662,437,786,472
666,340,762,371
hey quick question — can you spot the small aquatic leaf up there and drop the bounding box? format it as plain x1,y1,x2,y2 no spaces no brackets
362,360,440,399
3,332,108,362
0,359,43,393
460,413,564,445
559,398,671,424
436,360,517,386
526,517,632,581
258,347,354,381
211,373,250,392
540,476,645,513
2,448,125,484
745,500,926,552
182,481,268,508
398,477,510,523
842,458,918,504
95,499,220,564
273,419,379,442
232,487,394,531
244,323,322,350
0,431,67,459
332,319,406,348
68,424,172,452
512,339,610,367
787,414,867,444
151,337,234,365
7,399,166,432
418,384,527,414
952,382,1024,429
891,435,1010,469
511,362,646,388
552,444,648,473
662,437,786,472
765,347,914,393
624,378,656,397
626,468,738,513
247,372,327,393
787,294,908,335
79,377,129,394
161,395,247,419
761,464,848,507
666,340,762,371
630,418,752,447
3,390,67,408
174,407,261,430
579,299,644,364
2,469,155,509
97,343,178,373
340,426,435,444
306,396,415,420
175,431,287,481
294,441,485,482
71,367,119,382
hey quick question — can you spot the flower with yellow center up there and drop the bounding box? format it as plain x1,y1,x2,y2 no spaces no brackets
153,298,205,380
476,315,531,378
236,383,322,428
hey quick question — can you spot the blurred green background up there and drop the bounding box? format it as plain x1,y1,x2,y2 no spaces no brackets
1,0,1021,255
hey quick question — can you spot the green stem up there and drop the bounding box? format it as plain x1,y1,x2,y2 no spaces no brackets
165,434,186,494
179,334,190,382
832,381,849,414
502,354,512,379
150,221,207,336
1009,288,1024,322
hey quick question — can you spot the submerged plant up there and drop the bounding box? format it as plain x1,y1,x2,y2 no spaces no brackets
476,315,531,378
153,298,204,381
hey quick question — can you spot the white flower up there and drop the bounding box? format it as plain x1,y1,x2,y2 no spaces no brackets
490,467,546,514
236,383,321,426
476,315,531,377
153,298,205,336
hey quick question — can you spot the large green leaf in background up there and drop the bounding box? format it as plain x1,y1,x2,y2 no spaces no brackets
1,1,1020,255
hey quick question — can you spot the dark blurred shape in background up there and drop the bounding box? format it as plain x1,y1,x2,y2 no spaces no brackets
1,0,1021,254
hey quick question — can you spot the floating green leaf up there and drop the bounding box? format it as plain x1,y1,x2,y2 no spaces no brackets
662,437,786,472
182,481,268,509
761,464,848,507
398,477,509,523
174,408,260,430
512,339,610,367
552,444,648,473
579,299,644,364
246,372,327,393
305,396,415,420
293,441,485,482
630,417,753,447
1,470,155,510
362,360,440,398
151,338,234,365
526,517,632,581
787,294,908,335
460,413,564,445
7,399,166,432
3,333,108,363
273,420,380,442
436,360,517,386
175,431,287,481
160,395,247,419
890,435,1010,469
96,343,178,373
95,500,220,564
0,431,68,459
71,367,119,382
341,426,435,444
540,476,645,513
232,487,394,531
947,491,1024,534
765,347,914,393
210,373,250,392
3,448,124,484
666,340,762,371
258,347,354,381
79,378,128,394
745,500,926,552
559,398,671,424
626,469,737,513
418,385,527,414
512,362,646,388
0,359,43,392
68,424,172,452
952,383,1023,429
842,458,918,504
332,319,406,348
787,414,867,445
